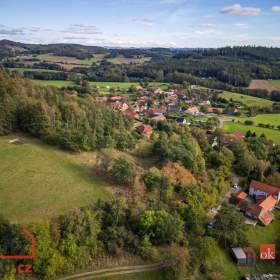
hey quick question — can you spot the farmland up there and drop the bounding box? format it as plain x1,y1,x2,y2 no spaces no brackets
0,135,110,223
32,80,77,88
7,67,61,73
270,80,280,90
220,91,273,108
235,114,280,127
223,122,280,144
249,79,278,92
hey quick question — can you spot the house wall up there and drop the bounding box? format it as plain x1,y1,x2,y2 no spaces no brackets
249,188,268,198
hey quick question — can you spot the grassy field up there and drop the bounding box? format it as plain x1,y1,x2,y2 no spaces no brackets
32,80,77,88
95,269,170,280
270,80,280,90
223,122,280,144
7,67,61,73
235,114,280,127
0,135,110,223
220,91,273,108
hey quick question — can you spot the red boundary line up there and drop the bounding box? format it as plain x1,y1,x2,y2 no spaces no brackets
0,227,35,260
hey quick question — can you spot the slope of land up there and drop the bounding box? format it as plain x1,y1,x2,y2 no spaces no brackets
223,122,280,144
0,134,110,223
249,80,278,92
220,91,273,108
270,80,280,90
234,114,280,127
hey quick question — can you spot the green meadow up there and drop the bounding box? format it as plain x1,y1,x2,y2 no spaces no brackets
0,135,110,223
32,80,77,88
220,91,273,108
270,80,280,90
235,114,280,127
223,122,280,144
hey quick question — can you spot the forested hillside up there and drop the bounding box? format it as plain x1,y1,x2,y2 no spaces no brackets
0,69,134,151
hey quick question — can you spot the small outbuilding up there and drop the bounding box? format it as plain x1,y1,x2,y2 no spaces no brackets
232,247,256,267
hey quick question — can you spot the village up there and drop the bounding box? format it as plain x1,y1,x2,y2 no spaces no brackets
97,84,280,275
95,84,240,139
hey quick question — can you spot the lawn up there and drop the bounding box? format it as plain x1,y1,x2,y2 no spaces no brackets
223,122,280,144
0,135,110,223
95,269,170,280
235,114,280,127
220,91,273,108
270,80,280,90
32,80,77,88
7,67,61,73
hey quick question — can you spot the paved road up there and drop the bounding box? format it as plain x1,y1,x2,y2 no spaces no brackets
57,262,168,280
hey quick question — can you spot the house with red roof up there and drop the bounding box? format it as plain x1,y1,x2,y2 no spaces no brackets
231,131,245,139
249,180,280,202
151,114,166,122
246,195,277,226
136,124,153,139
147,107,167,118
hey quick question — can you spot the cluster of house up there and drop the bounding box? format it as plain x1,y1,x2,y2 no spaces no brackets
232,180,280,226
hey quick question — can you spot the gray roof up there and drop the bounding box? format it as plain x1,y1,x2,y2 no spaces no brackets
232,248,246,259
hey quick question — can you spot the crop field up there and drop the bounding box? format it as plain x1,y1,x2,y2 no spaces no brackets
32,80,77,88
0,135,110,223
249,79,278,92
7,67,61,73
270,80,280,90
223,122,280,144
220,91,273,108
235,114,280,127
106,56,151,65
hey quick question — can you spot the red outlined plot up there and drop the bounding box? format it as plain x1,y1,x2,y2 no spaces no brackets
0,228,35,260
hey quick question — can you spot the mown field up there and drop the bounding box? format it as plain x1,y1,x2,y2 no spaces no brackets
32,80,77,88
0,135,110,223
220,91,273,108
270,80,280,90
7,67,61,73
235,114,280,127
223,122,280,144
31,79,171,92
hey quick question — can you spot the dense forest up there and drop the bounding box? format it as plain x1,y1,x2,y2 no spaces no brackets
2,40,280,92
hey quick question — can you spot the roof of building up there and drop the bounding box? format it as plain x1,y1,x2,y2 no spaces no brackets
186,106,199,113
137,124,153,134
259,211,274,226
250,180,280,196
243,248,256,259
232,131,245,139
236,191,248,200
258,195,277,210
151,114,166,121
232,248,246,260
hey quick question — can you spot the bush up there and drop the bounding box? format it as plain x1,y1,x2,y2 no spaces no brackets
109,156,136,186
141,167,162,192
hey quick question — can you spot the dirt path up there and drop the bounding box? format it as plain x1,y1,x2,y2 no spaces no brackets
57,262,168,280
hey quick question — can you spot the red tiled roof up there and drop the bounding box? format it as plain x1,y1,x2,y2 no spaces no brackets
258,195,277,211
150,115,166,122
232,131,245,139
259,211,274,226
137,124,153,135
250,180,280,196
236,191,248,200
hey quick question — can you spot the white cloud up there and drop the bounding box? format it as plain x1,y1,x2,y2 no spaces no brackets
221,4,261,16
131,18,154,26
272,6,280,13
234,23,251,29
62,24,102,35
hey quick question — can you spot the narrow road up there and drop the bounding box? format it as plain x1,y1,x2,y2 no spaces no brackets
57,262,168,280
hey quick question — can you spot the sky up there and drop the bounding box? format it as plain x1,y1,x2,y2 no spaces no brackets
0,0,280,48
